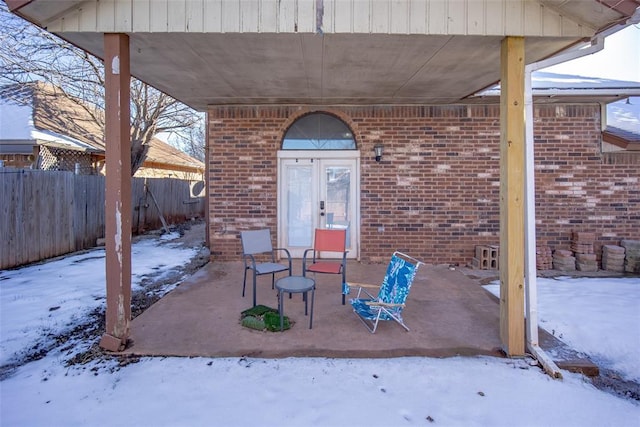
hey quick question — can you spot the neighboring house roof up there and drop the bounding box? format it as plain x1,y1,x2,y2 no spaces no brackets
144,138,204,173
603,126,640,150
470,72,640,146
0,83,99,154
604,125,640,141
0,82,104,149
468,72,640,104
0,82,203,173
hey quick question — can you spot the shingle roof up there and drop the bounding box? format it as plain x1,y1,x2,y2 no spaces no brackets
145,138,203,171
604,126,640,143
603,126,640,150
1,82,203,171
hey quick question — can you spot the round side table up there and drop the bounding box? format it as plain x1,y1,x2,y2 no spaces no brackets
275,276,316,331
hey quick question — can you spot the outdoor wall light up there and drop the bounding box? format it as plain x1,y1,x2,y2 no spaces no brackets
373,144,384,162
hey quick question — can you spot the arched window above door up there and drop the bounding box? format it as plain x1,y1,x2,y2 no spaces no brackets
282,113,356,150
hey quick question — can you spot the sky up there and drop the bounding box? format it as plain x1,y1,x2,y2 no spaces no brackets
545,24,640,82
0,231,639,426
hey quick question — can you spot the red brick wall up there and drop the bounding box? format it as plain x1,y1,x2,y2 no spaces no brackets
207,105,639,264
532,105,639,258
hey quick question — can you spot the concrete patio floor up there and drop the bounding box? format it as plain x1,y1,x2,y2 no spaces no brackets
125,260,507,359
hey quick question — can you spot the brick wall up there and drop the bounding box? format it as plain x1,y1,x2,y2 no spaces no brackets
207,104,639,264
532,105,639,258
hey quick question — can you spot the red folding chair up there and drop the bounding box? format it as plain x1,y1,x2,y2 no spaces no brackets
302,229,348,304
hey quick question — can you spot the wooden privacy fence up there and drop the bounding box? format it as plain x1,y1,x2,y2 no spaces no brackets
1,169,205,270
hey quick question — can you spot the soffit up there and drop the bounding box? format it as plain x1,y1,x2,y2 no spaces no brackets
540,0,639,26
9,0,639,110
5,0,81,25
60,32,586,110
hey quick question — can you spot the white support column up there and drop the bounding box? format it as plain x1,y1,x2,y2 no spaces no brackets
524,68,538,347
524,68,563,378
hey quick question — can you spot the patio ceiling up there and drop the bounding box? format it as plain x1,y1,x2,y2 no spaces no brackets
63,32,593,110
9,0,639,111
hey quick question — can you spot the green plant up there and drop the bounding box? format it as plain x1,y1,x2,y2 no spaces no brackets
241,305,275,318
263,311,290,331
241,315,266,331
240,305,292,332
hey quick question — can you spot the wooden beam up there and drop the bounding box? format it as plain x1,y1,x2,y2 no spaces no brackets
99,33,132,352
499,36,526,357
597,0,639,16
528,343,563,379
5,0,33,12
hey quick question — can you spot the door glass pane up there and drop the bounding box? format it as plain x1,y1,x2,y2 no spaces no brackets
286,165,313,247
325,166,351,245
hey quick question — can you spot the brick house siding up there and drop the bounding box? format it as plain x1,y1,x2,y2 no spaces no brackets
207,104,639,265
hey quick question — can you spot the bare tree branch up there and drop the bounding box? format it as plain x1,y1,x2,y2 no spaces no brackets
0,1,204,175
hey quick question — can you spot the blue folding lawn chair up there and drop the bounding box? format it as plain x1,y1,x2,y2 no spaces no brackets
347,252,423,333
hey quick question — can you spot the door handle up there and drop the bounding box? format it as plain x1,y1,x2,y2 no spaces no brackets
320,200,325,216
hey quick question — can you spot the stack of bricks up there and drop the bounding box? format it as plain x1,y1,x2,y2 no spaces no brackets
472,245,499,270
571,231,598,272
553,249,576,271
575,252,598,272
536,246,553,270
621,240,640,273
571,231,595,255
602,245,625,272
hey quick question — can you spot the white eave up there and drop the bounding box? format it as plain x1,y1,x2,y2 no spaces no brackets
8,0,639,109
468,72,640,104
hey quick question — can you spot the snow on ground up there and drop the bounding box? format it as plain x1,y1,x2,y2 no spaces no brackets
484,277,640,383
0,234,197,366
1,235,639,426
2,354,638,427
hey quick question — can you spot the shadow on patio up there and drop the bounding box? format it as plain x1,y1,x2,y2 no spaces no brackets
124,260,506,359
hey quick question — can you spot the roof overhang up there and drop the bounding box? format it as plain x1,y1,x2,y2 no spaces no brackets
467,72,640,104
468,89,640,105
603,126,640,149
0,139,36,155
37,140,100,153
9,0,639,110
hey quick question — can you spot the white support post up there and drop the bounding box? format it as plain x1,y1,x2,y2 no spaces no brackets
518,26,619,380
524,68,538,347
524,67,563,379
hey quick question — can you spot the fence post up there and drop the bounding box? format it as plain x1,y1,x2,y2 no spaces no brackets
75,163,81,175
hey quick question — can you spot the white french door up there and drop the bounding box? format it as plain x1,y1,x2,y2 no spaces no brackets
278,151,360,259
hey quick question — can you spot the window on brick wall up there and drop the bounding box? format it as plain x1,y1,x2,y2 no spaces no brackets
282,113,356,150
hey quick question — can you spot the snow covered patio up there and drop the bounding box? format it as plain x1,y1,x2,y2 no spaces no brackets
125,260,507,359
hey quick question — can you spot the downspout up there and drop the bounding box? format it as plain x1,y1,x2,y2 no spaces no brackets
523,22,628,378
